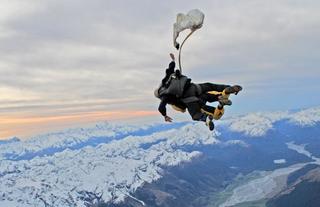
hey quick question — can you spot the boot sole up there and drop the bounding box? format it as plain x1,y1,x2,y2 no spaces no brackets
225,85,243,95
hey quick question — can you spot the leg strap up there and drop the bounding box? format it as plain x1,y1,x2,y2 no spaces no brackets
207,91,222,95
207,90,230,100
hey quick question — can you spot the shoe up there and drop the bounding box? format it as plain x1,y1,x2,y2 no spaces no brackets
218,96,232,106
224,85,243,95
206,115,214,131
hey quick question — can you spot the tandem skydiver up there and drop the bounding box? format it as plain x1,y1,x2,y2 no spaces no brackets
154,53,242,130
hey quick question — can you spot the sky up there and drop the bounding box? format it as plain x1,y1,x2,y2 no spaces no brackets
0,0,319,139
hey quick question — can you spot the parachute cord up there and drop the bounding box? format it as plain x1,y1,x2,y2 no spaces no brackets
178,29,196,73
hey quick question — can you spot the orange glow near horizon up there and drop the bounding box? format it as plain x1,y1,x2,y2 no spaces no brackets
0,110,158,140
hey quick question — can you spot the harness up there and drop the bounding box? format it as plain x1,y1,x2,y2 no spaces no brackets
159,71,190,98
158,71,202,105
180,83,202,104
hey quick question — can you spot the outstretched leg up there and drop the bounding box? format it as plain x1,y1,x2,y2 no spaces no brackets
201,84,242,104
185,101,214,131
198,83,231,104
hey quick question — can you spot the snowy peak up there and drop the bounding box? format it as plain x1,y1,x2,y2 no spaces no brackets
225,106,320,137
289,107,320,126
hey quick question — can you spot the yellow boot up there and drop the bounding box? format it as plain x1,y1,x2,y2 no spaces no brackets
212,107,225,120
201,107,225,121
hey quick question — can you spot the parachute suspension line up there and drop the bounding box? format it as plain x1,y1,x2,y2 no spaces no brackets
178,29,196,73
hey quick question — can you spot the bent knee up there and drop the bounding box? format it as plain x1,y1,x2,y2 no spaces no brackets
192,113,204,121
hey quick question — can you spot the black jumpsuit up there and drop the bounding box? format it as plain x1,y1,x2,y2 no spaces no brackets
157,61,230,121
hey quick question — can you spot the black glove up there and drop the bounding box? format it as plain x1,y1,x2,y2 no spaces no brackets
175,43,180,50
175,70,181,77
164,115,173,122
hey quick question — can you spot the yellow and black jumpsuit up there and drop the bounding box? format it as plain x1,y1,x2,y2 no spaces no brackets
181,82,230,121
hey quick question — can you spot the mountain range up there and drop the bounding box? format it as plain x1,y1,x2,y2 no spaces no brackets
0,106,319,207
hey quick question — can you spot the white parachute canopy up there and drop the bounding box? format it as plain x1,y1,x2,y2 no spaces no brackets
173,9,205,49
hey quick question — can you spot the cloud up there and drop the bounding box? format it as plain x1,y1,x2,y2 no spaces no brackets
0,0,319,138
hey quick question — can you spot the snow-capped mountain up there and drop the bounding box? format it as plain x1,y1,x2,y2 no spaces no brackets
0,123,216,207
225,106,320,137
0,106,320,207
0,122,186,161
0,137,20,145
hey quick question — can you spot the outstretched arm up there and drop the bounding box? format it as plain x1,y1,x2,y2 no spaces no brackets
158,97,173,122
162,53,176,85
166,53,175,75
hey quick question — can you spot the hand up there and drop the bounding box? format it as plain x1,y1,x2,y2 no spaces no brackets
164,115,173,122
175,43,180,50
169,53,175,61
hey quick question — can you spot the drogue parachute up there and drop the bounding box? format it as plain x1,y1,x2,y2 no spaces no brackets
173,9,205,72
